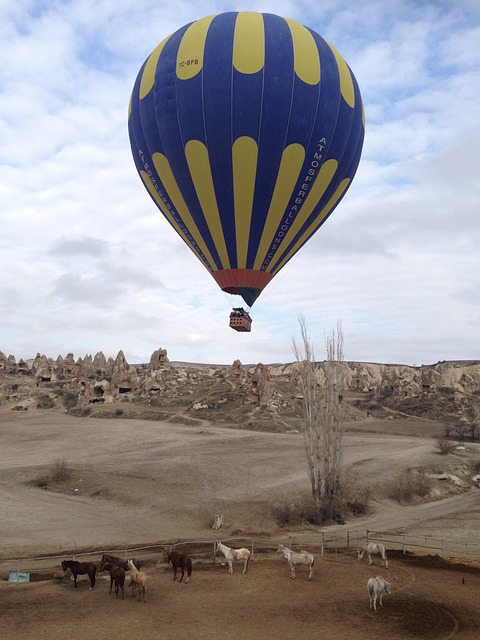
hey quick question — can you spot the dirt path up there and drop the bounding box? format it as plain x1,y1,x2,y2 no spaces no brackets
1,413,479,558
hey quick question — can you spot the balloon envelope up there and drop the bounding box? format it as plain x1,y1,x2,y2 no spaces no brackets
128,11,364,307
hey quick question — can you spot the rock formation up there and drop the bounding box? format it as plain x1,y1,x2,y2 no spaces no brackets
0,348,479,430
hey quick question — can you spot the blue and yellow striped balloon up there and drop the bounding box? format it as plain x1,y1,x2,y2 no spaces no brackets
128,12,364,307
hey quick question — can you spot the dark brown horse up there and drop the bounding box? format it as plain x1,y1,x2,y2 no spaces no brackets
167,550,192,583
61,560,96,589
98,554,140,573
98,561,126,599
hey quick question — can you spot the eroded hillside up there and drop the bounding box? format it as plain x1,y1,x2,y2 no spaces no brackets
1,349,479,437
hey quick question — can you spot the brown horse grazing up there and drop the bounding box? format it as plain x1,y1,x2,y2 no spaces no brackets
98,562,126,599
167,550,193,583
98,554,140,573
61,560,96,589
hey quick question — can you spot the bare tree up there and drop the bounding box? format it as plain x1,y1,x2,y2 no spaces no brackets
293,316,345,521
469,422,478,441
443,424,453,438
453,422,468,442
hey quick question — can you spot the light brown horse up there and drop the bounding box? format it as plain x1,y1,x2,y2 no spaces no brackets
127,559,147,602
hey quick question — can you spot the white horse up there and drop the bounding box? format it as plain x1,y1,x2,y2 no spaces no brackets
215,541,250,574
358,542,388,568
367,575,391,612
277,544,314,580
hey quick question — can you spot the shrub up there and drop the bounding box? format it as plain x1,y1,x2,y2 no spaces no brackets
338,469,375,517
29,458,73,489
36,394,55,409
272,494,321,527
438,386,455,395
50,458,72,483
388,468,432,503
58,391,78,410
436,438,455,455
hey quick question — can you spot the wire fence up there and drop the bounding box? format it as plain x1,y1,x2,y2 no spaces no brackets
364,530,480,561
2,529,480,583
0,537,255,583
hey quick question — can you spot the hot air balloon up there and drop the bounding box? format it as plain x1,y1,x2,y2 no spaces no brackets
128,11,364,331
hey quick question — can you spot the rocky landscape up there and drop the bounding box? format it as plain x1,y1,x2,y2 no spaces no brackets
1,348,479,437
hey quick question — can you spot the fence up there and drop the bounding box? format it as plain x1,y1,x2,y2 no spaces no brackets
0,536,256,583
3,530,480,582
365,530,480,561
313,529,480,561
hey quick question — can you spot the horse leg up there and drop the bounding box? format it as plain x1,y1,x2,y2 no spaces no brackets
179,567,184,583
289,562,295,579
72,572,77,588
228,559,233,574
109,576,113,594
368,553,373,565
308,563,313,580
242,558,247,574
173,566,177,581
90,566,96,590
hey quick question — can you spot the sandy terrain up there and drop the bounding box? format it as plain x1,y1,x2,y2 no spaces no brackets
1,412,479,639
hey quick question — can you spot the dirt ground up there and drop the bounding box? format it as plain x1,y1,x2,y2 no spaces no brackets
1,412,480,639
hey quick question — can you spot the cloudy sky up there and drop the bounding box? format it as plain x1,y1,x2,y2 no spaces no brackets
1,0,479,366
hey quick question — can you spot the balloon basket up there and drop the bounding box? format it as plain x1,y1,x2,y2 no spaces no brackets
229,308,252,332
